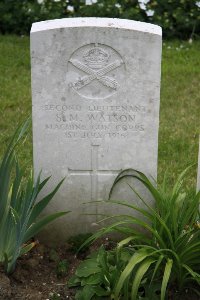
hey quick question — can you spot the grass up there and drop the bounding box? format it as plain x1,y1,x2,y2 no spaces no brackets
0,35,199,187
159,40,200,187
0,35,32,167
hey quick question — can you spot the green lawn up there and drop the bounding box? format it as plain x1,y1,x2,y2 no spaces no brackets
0,35,199,187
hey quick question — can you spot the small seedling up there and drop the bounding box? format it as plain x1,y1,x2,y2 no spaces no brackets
56,259,69,278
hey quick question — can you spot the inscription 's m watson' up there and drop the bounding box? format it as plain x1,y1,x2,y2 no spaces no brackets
56,112,136,123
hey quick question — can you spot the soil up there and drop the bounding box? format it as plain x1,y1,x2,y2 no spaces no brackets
0,238,108,300
0,242,77,300
0,239,199,300
168,286,200,300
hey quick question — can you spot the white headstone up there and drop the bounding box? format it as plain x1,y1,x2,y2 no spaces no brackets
31,18,162,243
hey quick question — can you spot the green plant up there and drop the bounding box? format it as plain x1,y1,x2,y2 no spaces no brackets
78,167,200,299
0,119,69,274
68,245,133,300
68,233,93,254
1,0,200,38
0,0,68,35
56,259,69,278
146,0,200,39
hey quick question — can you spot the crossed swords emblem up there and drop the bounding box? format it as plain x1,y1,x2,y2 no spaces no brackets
69,58,123,91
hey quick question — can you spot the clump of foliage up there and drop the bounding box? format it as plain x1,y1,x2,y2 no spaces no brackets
70,167,200,299
69,244,162,299
68,233,92,254
0,119,69,274
76,0,146,22
68,245,132,300
0,0,69,35
56,259,69,278
146,0,200,39
0,0,199,39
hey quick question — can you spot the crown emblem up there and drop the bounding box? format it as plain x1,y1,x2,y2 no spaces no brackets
83,47,109,69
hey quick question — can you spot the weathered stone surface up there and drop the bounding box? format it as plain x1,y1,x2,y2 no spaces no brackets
31,18,162,243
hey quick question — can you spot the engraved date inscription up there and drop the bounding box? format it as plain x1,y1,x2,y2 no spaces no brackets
43,104,146,140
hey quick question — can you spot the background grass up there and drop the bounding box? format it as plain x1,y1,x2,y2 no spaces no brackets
0,35,199,188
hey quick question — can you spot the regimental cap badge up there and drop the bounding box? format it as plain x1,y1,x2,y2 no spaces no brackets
83,47,109,69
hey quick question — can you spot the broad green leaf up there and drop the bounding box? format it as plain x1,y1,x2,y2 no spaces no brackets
27,177,65,226
161,259,173,300
68,274,81,287
81,285,96,300
95,285,110,296
81,273,102,285
117,236,135,249
115,250,150,299
10,161,22,208
131,258,156,300
76,259,101,277
38,176,51,194
150,254,164,285
75,290,85,300
10,207,20,225
97,246,108,273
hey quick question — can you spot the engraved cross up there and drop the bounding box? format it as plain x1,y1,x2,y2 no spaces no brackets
68,144,121,202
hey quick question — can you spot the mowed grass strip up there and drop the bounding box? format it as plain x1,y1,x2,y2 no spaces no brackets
0,35,32,166
159,41,200,187
0,35,199,187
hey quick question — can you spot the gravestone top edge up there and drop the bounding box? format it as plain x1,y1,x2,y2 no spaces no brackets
31,17,162,36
